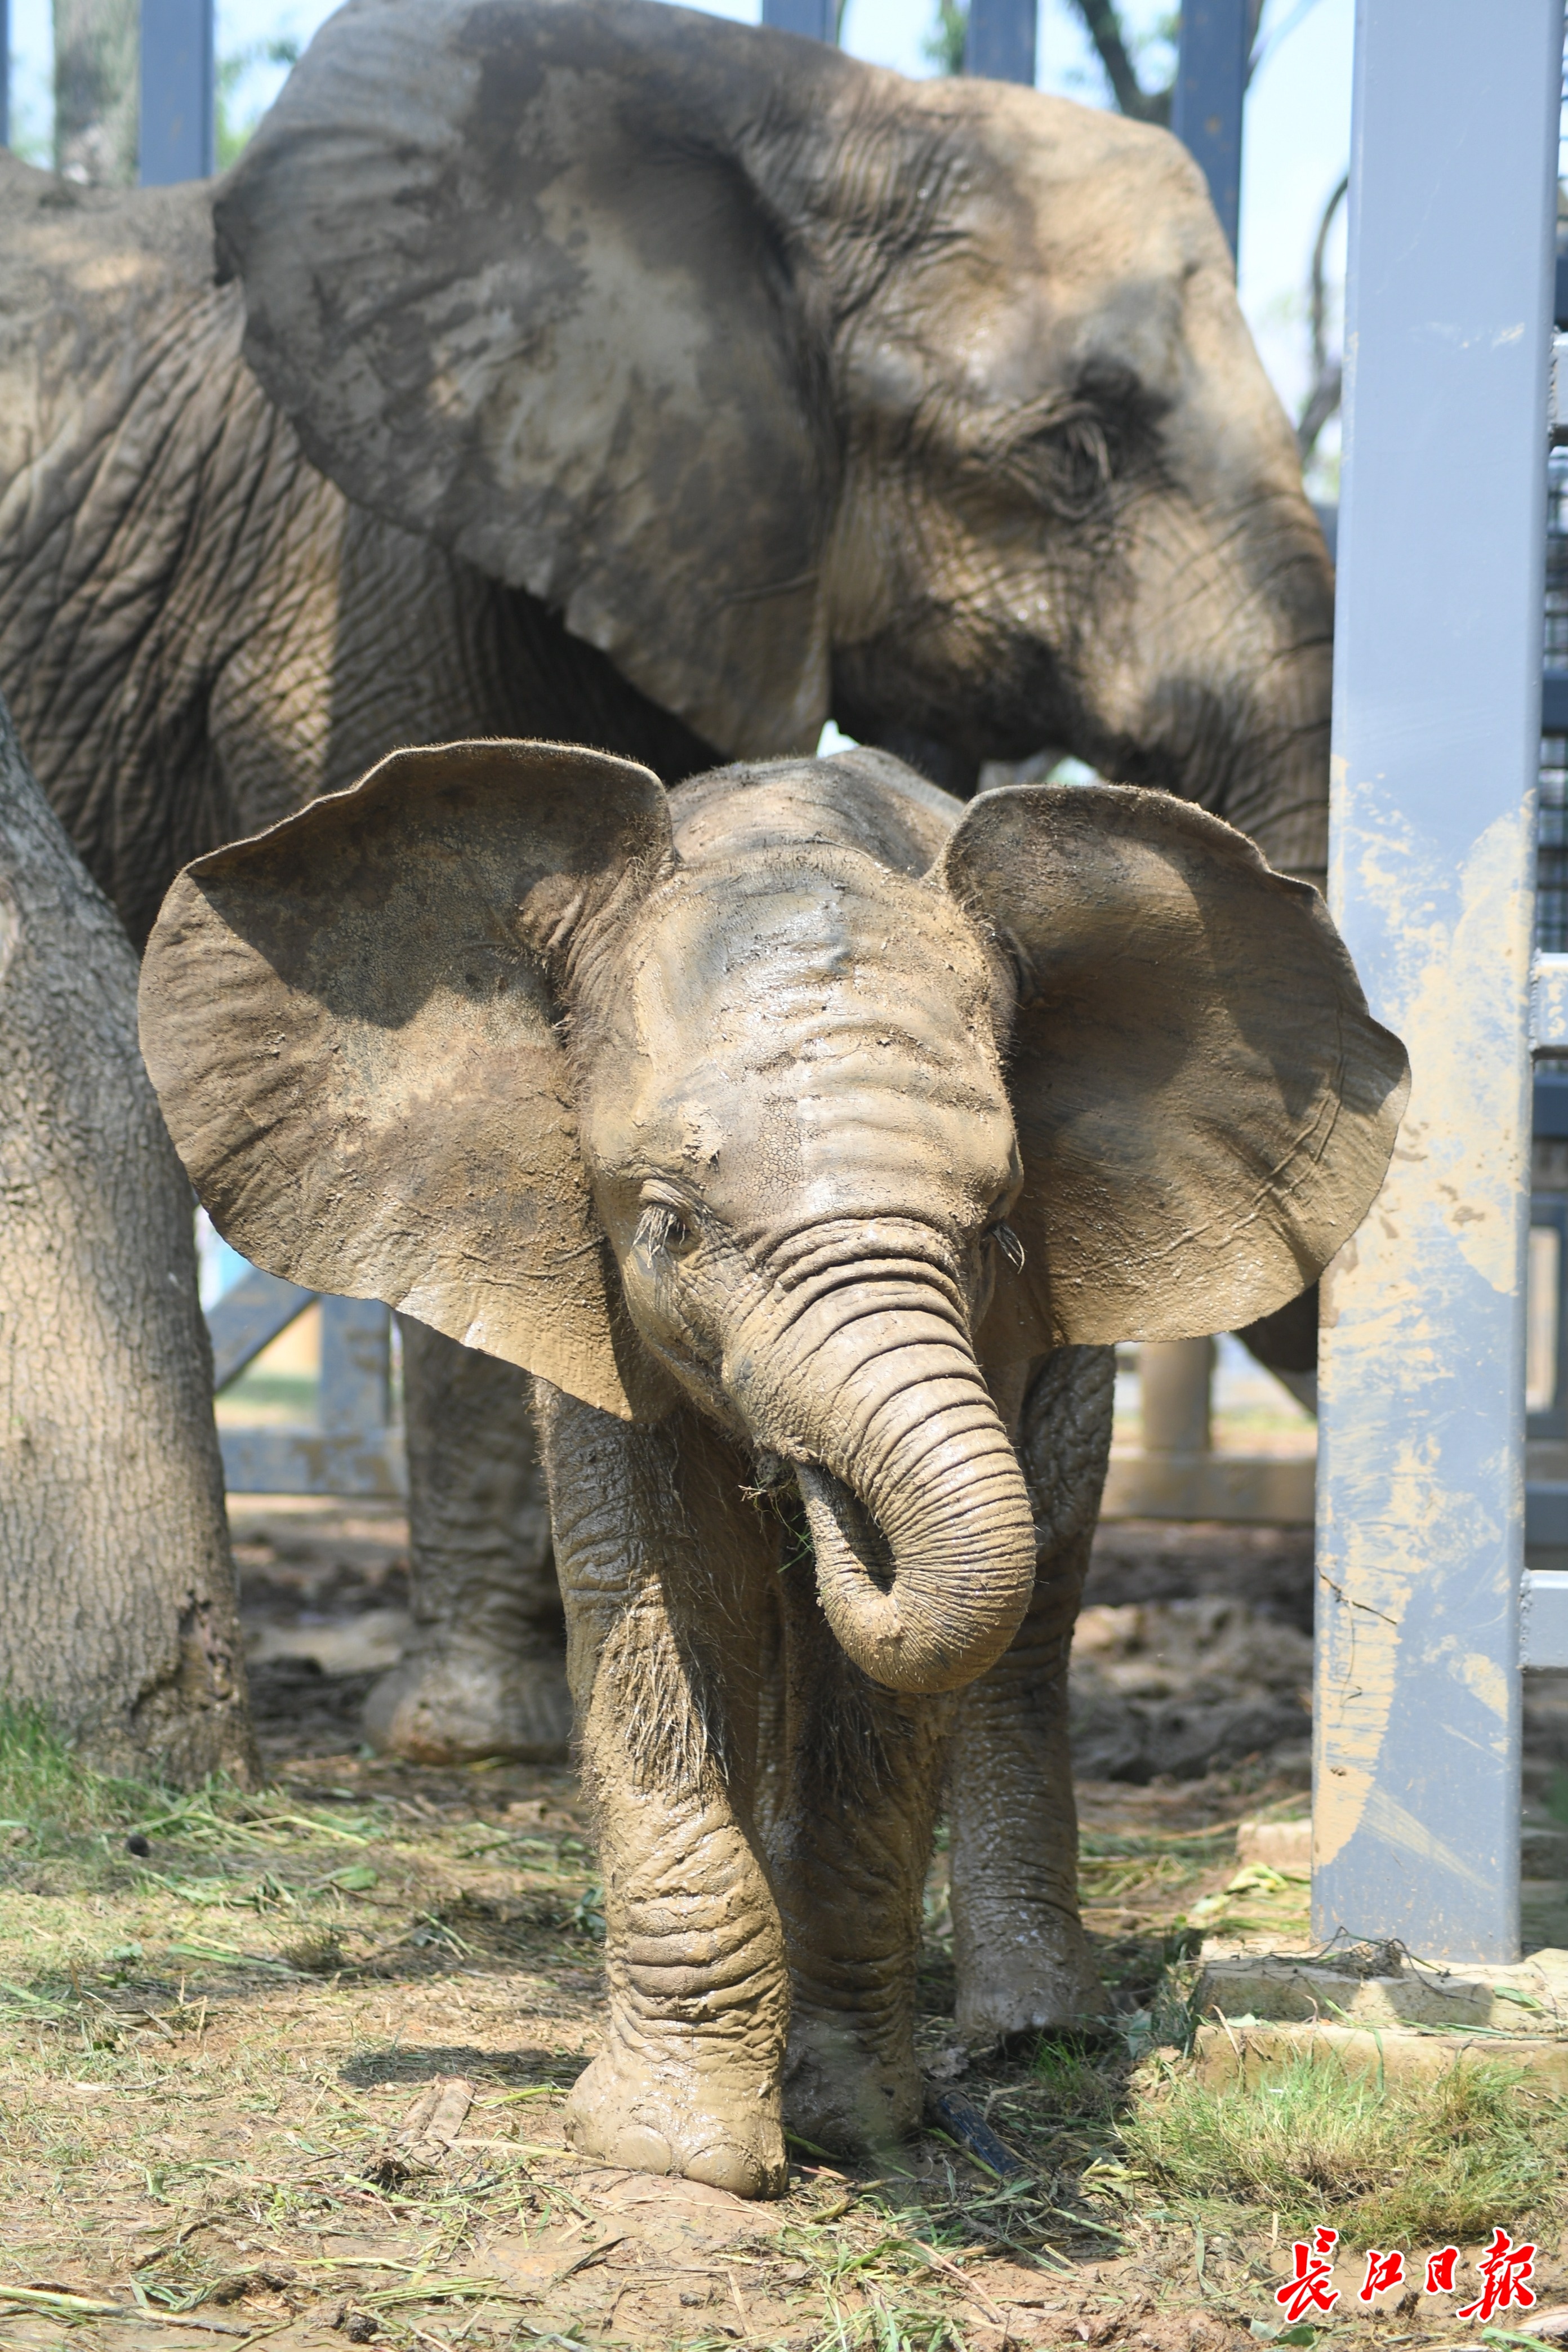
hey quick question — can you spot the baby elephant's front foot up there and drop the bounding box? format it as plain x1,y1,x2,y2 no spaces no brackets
565,2037,787,2199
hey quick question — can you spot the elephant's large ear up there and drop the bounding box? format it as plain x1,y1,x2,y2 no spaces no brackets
139,740,674,1421
212,0,845,759
938,784,1408,1351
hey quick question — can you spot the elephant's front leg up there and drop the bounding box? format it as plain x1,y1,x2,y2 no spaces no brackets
772,1566,954,2160
534,1383,790,2199
949,1346,1116,2038
364,1320,572,1764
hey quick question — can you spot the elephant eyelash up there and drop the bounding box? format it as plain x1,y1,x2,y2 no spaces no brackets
989,1223,1026,1272
637,1202,695,1257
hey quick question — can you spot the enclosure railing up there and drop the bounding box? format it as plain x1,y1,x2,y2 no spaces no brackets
1311,0,1563,1963
207,1281,402,1500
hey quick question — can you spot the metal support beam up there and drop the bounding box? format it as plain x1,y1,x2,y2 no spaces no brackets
1525,1566,1568,1668
206,1269,404,1499
1,0,10,150
206,1267,317,1391
760,0,835,41
1170,0,1250,259
1141,1339,1214,1457
966,0,1036,86
1312,0,1561,1963
139,0,213,184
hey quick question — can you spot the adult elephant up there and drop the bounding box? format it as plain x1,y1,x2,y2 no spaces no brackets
0,0,1332,1787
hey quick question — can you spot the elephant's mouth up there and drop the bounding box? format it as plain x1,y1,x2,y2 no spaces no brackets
794,1463,894,1594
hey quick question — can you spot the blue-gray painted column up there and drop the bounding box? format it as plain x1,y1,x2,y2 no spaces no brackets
966,0,1036,85
1312,0,1561,1963
761,0,835,41
139,0,213,184
1170,0,1249,259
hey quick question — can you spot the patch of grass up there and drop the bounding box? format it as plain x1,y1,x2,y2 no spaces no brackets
1079,1827,1232,1909
279,1925,347,1974
0,1698,397,1878
1030,2034,1118,2124
0,1699,152,1841
1122,2050,1565,2246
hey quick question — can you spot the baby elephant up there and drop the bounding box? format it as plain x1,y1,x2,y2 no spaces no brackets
141,741,1405,2195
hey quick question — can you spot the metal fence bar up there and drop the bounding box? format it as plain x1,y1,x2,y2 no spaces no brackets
205,1270,404,1498
206,1267,317,1391
1,0,10,149
966,0,1036,86
218,1424,404,1501
139,0,213,184
1169,0,1249,259
760,0,836,41
318,1295,392,1435
1312,0,1561,1963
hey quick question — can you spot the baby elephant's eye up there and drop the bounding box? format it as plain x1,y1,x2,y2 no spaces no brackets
987,1222,1026,1273
637,1201,697,1259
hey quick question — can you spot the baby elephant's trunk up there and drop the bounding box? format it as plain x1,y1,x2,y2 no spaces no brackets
745,1280,1038,1695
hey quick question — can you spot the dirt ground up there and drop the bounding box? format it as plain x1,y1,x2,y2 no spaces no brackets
2,1506,1566,2350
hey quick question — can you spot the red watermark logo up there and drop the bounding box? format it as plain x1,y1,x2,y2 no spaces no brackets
1455,2230,1538,2322
1275,2230,1535,2321
1276,2228,1341,2320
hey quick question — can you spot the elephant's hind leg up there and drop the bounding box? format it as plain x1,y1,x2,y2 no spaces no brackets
772,1567,953,2161
950,1345,1115,2039
536,1384,789,2199
364,1321,572,1765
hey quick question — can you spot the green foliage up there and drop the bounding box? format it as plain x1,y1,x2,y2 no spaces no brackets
3,90,52,168
215,37,300,171
1122,2050,1563,2247
0,1696,385,1867
921,0,968,77
0,1699,146,1840
1031,2033,1117,2124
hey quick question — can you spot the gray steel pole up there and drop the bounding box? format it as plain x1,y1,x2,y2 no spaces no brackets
1313,0,1562,1963
760,0,835,39
139,0,213,183
966,0,1036,84
1170,0,1249,260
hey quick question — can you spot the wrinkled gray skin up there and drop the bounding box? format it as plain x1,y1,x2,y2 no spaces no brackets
139,743,1405,2189
0,0,1332,1776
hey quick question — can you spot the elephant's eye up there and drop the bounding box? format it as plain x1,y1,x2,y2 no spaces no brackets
987,1222,1026,1273
637,1201,697,1259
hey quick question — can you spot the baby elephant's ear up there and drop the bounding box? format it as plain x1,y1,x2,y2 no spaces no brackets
139,740,673,1420
939,783,1409,1351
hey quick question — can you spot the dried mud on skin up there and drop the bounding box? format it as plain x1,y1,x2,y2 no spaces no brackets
0,1511,1563,2350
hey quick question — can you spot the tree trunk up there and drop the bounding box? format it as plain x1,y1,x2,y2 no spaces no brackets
0,695,255,1783
55,0,139,187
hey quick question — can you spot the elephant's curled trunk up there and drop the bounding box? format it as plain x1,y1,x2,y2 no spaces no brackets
758,1298,1037,1696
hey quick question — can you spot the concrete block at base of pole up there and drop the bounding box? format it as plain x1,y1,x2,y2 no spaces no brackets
1188,1941,1568,2090
1235,1817,1313,1872
1192,1943,1568,2033
1192,2015,1568,2090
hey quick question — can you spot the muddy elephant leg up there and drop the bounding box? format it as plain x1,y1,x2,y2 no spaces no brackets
772,1558,954,2161
363,1318,571,1765
534,1382,790,2199
950,1345,1116,2039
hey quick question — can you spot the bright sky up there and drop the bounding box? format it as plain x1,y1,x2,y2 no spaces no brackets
7,0,1352,473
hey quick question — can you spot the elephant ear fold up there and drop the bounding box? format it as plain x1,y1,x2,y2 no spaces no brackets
213,0,843,759
938,784,1409,1352
138,740,674,1422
